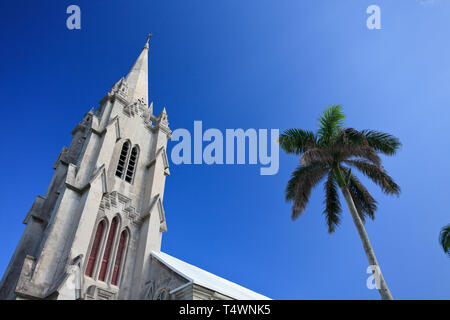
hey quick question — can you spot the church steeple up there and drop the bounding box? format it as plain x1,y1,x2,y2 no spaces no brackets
0,34,172,301
126,34,151,106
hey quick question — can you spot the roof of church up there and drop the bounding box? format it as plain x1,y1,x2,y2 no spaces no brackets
151,251,270,300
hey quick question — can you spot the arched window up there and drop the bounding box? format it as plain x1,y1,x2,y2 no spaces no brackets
125,146,138,183
115,141,130,179
111,230,128,286
98,217,119,281
85,220,106,277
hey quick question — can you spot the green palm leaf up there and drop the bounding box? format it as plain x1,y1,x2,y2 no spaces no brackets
362,130,401,156
300,147,333,166
440,225,450,256
279,129,317,154
286,163,329,220
342,168,378,221
323,172,342,233
344,159,400,196
317,105,345,146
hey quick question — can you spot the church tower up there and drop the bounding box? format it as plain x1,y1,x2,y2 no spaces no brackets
0,36,172,300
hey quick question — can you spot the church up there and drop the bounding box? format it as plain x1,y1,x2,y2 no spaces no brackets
0,36,269,300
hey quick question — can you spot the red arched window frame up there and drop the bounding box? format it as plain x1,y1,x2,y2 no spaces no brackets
85,220,106,277
98,217,118,281
111,230,128,286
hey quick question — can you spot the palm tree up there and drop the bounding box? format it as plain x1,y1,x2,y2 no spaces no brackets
440,225,450,256
279,105,400,300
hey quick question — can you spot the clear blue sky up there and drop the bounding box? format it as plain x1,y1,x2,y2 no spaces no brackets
0,0,449,299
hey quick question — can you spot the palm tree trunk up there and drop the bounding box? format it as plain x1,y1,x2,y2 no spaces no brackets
340,186,394,300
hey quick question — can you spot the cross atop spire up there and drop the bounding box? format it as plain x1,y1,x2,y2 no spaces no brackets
144,33,152,49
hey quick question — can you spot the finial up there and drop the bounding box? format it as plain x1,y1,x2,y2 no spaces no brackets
146,33,152,44
144,33,152,49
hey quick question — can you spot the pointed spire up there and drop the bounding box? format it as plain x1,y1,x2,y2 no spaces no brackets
149,101,153,114
157,107,169,129
126,35,151,106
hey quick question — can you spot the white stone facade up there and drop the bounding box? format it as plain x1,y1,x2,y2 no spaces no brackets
0,38,268,300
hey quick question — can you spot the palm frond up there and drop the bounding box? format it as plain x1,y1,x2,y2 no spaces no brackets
331,129,382,166
362,130,401,156
439,224,450,256
345,169,378,221
285,163,329,220
334,128,367,146
323,171,342,233
317,105,345,146
279,129,318,155
300,147,333,166
335,143,382,167
344,159,400,196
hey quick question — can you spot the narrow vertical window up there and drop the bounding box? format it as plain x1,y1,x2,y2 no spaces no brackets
99,217,118,281
85,220,106,277
125,146,138,183
115,141,130,178
111,230,128,286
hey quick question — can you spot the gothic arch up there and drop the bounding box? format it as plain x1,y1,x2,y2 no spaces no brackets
93,216,110,280
85,218,108,278
88,192,138,288
115,140,140,185
98,216,120,282
111,227,130,286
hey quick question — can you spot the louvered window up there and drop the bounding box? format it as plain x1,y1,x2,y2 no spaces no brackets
125,146,138,183
115,141,130,178
116,142,138,184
